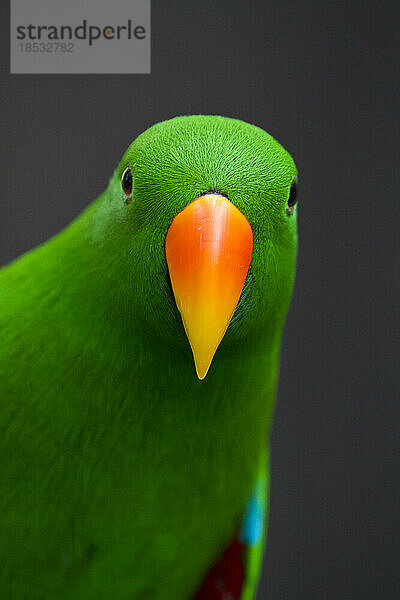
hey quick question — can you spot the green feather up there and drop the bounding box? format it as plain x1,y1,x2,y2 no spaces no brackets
0,115,297,599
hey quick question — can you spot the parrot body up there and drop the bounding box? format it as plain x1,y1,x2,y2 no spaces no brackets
0,116,298,599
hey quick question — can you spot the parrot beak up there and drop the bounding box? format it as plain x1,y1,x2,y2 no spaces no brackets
165,194,253,380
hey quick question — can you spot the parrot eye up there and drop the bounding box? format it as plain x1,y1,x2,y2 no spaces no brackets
286,177,298,215
121,166,133,203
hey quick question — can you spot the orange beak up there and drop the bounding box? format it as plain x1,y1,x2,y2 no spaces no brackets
165,194,253,379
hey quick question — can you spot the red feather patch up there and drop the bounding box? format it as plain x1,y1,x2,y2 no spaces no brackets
193,536,246,600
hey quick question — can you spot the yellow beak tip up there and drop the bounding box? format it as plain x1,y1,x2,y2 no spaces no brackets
194,358,212,381
195,368,208,381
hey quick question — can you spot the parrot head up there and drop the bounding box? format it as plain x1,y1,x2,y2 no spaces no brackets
106,116,297,380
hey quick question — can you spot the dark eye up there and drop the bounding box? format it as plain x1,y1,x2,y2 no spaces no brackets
121,166,133,200
286,177,298,215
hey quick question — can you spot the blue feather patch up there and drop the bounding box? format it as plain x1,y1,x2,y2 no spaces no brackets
239,478,266,546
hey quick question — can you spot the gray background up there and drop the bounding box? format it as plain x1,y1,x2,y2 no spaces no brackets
0,1,398,598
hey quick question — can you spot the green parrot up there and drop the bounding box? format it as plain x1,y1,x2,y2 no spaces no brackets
0,115,298,599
